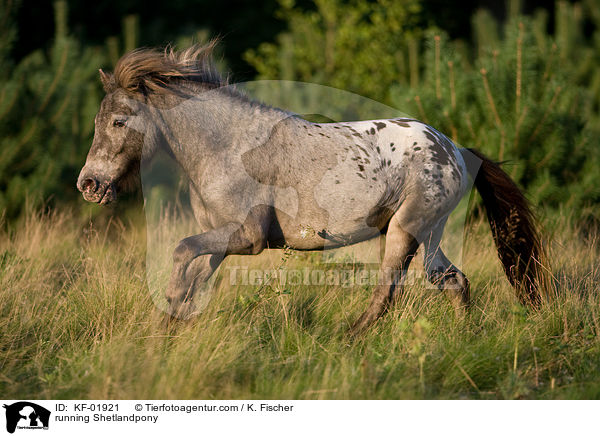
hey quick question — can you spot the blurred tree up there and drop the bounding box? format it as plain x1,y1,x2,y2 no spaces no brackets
11,0,287,80
244,0,425,103
0,1,106,219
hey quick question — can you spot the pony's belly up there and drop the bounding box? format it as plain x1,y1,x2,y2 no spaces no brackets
276,216,384,250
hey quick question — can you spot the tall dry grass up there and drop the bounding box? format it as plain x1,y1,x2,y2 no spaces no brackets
0,207,599,399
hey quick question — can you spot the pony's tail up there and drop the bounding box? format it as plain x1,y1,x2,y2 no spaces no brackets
462,148,548,307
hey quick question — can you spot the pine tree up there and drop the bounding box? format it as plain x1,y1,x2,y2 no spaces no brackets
0,1,106,219
244,0,424,104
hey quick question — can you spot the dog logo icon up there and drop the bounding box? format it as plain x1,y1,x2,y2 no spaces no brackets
3,402,50,433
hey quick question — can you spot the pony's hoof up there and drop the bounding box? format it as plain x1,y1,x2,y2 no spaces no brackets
348,314,374,338
165,300,199,320
160,313,179,331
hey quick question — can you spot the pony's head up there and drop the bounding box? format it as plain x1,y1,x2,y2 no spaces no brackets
77,41,222,204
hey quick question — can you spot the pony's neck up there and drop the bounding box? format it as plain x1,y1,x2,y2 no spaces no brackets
150,86,293,173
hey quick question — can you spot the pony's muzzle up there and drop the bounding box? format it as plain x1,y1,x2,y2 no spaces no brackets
77,168,116,204
78,176,98,194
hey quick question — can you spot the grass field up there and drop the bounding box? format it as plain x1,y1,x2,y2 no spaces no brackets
1,206,599,399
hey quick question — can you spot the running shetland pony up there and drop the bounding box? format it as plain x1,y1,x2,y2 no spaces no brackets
77,43,546,333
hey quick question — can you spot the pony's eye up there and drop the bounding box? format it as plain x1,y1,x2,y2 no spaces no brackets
113,119,126,127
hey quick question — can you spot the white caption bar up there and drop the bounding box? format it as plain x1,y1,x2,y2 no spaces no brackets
0,400,595,435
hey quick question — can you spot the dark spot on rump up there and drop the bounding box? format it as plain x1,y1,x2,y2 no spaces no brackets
356,145,369,155
423,127,457,169
372,177,377,181
414,147,421,151
314,124,322,128
334,126,340,129
352,133,361,138
390,119,412,128
374,122,386,130
358,164,365,172
376,146,380,153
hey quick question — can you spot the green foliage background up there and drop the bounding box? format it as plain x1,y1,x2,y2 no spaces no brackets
0,0,599,220
0,1,105,218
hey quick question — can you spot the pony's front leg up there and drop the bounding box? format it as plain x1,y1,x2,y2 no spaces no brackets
165,215,270,319
165,251,224,320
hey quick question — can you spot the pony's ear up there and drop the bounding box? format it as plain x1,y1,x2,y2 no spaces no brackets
99,69,115,92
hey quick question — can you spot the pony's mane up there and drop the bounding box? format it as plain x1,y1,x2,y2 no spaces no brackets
110,40,225,95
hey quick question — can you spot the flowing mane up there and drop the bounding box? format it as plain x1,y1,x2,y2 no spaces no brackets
109,40,226,95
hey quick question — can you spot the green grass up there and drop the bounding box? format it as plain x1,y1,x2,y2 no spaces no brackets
1,206,599,399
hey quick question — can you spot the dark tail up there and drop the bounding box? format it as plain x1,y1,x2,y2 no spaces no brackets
462,148,548,307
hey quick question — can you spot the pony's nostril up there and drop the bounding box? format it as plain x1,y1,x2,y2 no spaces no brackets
81,177,98,193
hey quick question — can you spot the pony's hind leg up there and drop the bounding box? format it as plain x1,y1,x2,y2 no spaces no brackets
349,218,419,336
422,218,470,310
